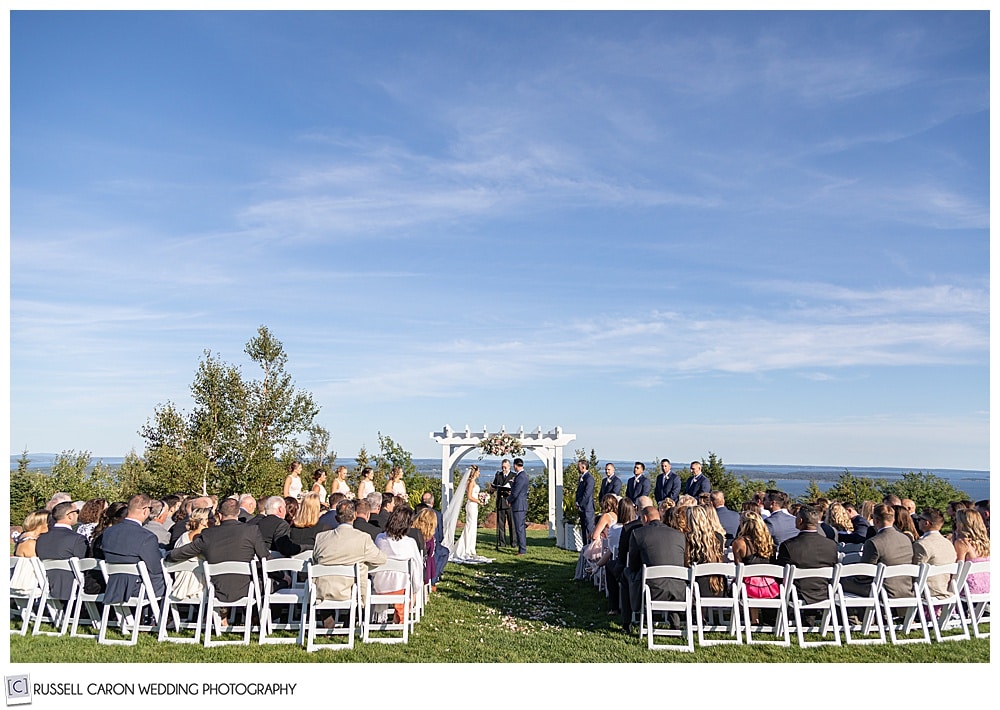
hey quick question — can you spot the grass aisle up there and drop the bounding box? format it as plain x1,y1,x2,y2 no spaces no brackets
9,529,989,663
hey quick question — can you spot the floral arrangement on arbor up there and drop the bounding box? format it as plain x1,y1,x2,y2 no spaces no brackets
478,432,526,458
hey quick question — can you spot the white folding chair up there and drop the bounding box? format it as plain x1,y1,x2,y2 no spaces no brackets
98,560,160,646
67,557,104,638
259,557,309,645
304,563,360,651
835,562,886,645
157,559,205,644
202,560,259,647
691,562,743,646
957,559,990,638
363,558,411,644
837,542,864,565
9,556,44,635
879,563,930,645
32,559,79,636
919,561,969,643
787,565,842,648
737,563,791,646
639,564,694,652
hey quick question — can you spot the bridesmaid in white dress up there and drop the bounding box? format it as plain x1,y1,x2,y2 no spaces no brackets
357,467,376,500
453,465,482,560
330,465,352,497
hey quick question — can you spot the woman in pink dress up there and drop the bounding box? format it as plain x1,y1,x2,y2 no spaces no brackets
953,509,990,594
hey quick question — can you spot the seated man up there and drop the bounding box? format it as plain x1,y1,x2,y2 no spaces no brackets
100,494,167,605
764,490,798,547
247,496,299,557
312,499,387,605
911,508,957,599
776,505,838,606
625,503,686,631
35,501,87,603
840,504,915,598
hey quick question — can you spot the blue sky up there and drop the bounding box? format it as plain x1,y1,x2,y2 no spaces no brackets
8,10,990,471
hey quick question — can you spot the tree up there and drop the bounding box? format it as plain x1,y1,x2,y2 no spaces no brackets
884,471,968,512
801,481,825,503
822,471,887,506
373,432,432,508
302,424,337,470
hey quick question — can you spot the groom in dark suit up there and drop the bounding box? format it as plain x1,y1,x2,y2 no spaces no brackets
509,458,529,555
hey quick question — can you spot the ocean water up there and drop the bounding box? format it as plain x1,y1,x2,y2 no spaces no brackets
13,454,990,502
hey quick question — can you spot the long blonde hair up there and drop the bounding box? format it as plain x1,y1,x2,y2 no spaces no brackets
955,509,990,557
686,506,724,593
294,493,321,528
414,508,437,540
826,502,854,532
735,511,774,561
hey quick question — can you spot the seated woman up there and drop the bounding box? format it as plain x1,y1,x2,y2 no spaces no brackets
412,508,438,589
75,498,107,544
287,493,322,552
283,497,299,525
574,495,618,581
373,507,423,624
731,511,778,621
13,510,48,558
953,508,990,595
597,497,636,615
825,501,855,543
168,507,212,600
686,506,726,597
893,504,919,541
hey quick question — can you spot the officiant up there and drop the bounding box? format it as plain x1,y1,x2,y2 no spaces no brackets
490,458,516,549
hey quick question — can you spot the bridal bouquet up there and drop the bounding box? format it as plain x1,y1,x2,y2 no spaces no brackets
478,432,526,458
478,491,491,506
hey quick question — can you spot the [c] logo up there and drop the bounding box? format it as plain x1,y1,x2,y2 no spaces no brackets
4,676,31,706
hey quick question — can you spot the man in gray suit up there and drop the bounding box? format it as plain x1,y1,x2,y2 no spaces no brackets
840,504,915,598
912,508,957,599
764,490,798,547
625,505,686,633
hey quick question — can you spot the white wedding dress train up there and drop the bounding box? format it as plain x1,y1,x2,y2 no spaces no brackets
444,477,493,564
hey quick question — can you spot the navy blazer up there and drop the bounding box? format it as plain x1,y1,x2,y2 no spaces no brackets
599,475,621,499
715,506,741,541
654,472,681,504
509,470,529,513
684,474,711,499
100,519,167,604
576,472,595,512
625,475,650,506
34,525,88,600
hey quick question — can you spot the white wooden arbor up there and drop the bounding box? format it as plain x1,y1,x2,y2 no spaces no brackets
430,425,577,548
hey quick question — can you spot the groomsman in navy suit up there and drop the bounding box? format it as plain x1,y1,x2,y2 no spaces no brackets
509,458,529,555
625,462,650,507
684,460,711,499
599,463,621,499
575,460,595,542
653,459,680,504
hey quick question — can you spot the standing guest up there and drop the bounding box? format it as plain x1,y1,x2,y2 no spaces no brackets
626,505,687,633
100,495,167,606
840,504,915,598
143,499,173,548
490,459,516,548
776,505,838,605
893,505,919,542
75,498,108,544
288,492,322,552
14,510,49,558
311,468,328,502
167,498,268,617
684,460,711,499
686,505,726,597
952,509,990,594
386,466,407,497
357,467,376,500
373,507,423,623
283,461,304,499
625,462,650,507
575,460,596,543
911,508,957,599
35,501,87,604
654,459,681,505
763,490,798,547
710,490,740,543
599,463,621,499
330,465,352,497
509,458,530,555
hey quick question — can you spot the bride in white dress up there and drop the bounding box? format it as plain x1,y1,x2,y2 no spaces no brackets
443,465,493,564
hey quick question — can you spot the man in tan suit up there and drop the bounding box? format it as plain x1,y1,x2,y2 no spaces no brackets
912,508,957,598
312,499,386,603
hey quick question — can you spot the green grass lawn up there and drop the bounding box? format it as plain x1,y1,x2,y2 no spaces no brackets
10,529,989,663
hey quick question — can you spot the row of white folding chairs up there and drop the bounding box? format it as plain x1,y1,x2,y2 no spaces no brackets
12,554,426,651
637,559,988,651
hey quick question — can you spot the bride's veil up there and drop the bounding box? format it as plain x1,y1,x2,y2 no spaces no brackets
441,466,473,551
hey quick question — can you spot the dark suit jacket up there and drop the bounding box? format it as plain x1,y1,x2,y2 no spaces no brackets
599,475,621,499
353,517,381,541
684,474,710,498
837,515,871,544
314,510,340,533
247,514,299,556
625,475,650,506
575,472,594,513
100,519,167,604
654,472,681,504
715,506,741,542
490,471,514,510
509,470,529,513
776,529,838,605
167,519,268,602
627,521,687,601
34,525,88,600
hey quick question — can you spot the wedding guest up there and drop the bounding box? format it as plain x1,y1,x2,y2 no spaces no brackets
911,508,957,599
893,505,919,542
686,505,726,597
701,502,728,551
88,501,128,559
732,511,779,621
316,492,348,531
366,492,384,528
838,502,871,544
312,500,387,608
710,491,740,543
776,505,838,606
575,494,617,581
374,493,395,528
311,469,328,502
373,507,423,624
953,509,990,595
764,490,797,547
352,498,381,541
237,494,256,522
14,510,49,558
283,461,304,499
75,498,107,544
357,467,376,500
657,497,676,519
284,497,299,525
166,507,211,600
168,496,212,550
248,496,299,556
288,492,322,552
143,499,173,548
101,494,167,606
413,507,439,587
613,495,653,630
974,500,989,533
597,497,636,616
825,502,855,542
